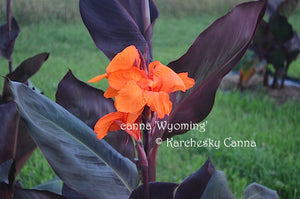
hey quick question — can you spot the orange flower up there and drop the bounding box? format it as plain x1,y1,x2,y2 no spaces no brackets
89,45,195,140
94,111,142,141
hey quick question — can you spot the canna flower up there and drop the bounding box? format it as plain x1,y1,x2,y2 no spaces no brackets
89,45,195,141
93,111,142,141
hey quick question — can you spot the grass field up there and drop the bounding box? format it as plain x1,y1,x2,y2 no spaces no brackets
1,1,300,199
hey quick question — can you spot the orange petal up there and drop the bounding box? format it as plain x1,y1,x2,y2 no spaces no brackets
126,112,142,124
88,73,108,83
106,45,140,73
115,80,146,114
144,91,172,119
104,86,119,98
177,72,195,90
94,112,124,140
149,61,186,93
124,128,141,142
108,67,148,90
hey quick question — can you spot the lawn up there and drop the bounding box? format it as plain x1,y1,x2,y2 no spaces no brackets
1,1,300,199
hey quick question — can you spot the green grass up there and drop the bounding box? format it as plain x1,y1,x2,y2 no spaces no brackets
0,3,300,199
156,90,300,198
0,0,250,24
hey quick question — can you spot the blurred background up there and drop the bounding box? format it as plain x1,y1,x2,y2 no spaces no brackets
0,0,251,24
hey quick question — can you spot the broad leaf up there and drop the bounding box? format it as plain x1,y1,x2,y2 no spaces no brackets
3,52,49,102
62,184,94,199
13,187,66,199
10,81,139,199
33,177,63,196
0,183,10,199
250,21,274,60
244,183,279,199
56,70,135,161
174,158,215,199
0,17,20,60
0,101,36,176
14,119,36,175
0,102,19,164
200,171,235,199
7,52,49,82
0,160,13,184
163,0,267,139
79,0,159,60
129,182,178,199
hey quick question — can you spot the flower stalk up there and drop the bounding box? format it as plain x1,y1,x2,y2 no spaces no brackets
6,0,13,73
136,141,149,199
142,0,151,34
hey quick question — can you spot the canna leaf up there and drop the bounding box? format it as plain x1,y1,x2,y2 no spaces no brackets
174,158,215,199
200,171,235,199
0,101,36,178
0,183,10,199
129,182,178,199
163,0,267,140
10,81,139,199
33,177,63,196
56,70,135,161
7,52,49,83
13,187,66,199
62,184,89,199
3,52,50,102
79,0,159,60
0,17,20,60
0,102,19,165
0,160,13,184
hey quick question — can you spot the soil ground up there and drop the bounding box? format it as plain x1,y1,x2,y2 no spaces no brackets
220,74,300,104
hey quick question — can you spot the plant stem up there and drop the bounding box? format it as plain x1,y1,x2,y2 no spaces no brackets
7,0,13,73
142,0,151,34
137,142,150,199
148,143,158,182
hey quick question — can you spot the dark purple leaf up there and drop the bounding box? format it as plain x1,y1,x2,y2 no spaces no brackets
7,52,49,82
79,0,159,60
2,52,49,102
250,20,274,60
0,101,36,177
13,187,66,199
199,171,235,199
14,119,36,176
174,158,215,199
0,160,13,184
0,102,19,164
62,184,89,199
10,81,139,199
162,0,267,140
129,182,178,199
0,183,10,199
0,17,20,60
56,70,135,161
